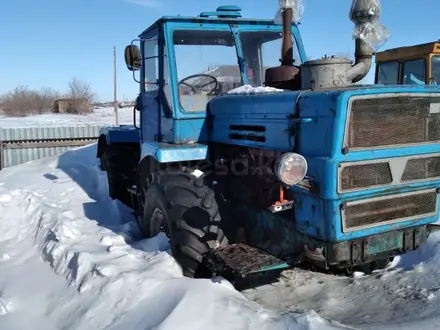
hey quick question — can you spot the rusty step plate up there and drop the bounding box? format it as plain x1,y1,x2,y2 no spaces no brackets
212,243,290,277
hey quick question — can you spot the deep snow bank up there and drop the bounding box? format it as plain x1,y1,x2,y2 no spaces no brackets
0,144,344,330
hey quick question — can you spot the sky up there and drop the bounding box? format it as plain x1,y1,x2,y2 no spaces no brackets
0,0,439,102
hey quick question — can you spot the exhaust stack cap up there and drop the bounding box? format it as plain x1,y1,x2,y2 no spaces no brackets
350,0,381,24
349,0,390,51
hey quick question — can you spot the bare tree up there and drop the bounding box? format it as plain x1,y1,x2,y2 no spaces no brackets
36,87,61,114
67,77,95,114
0,86,61,116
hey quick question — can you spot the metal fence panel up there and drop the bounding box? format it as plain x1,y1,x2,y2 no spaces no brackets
0,125,103,141
0,124,105,169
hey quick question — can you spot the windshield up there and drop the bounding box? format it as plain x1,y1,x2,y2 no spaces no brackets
240,31,302,86
376,61,399,85
402,59,426,85
173,30,242,112
432,56,440,84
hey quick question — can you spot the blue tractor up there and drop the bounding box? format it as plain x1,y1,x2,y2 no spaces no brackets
98,1,440,283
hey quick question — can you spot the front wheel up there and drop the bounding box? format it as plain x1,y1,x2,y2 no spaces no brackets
139,171,229,277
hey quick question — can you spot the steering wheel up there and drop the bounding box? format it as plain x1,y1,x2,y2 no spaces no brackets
178,74,219,95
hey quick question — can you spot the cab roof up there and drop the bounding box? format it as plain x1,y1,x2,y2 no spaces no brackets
375,41,440,62
138,5,284,37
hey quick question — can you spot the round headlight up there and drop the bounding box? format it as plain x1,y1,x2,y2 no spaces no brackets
274,152,307,186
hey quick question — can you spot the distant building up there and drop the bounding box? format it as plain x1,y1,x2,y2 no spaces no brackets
53,98,90,113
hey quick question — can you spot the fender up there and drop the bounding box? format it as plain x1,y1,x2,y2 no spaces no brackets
140,141,208,163
99,126,140,144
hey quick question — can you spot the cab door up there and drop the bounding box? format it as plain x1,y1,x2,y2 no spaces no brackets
140,29,161,142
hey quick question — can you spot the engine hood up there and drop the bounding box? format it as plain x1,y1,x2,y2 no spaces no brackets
208,90,303,119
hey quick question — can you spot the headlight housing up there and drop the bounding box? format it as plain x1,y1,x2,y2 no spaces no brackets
274,152,308,185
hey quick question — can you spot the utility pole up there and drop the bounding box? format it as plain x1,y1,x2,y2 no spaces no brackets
113,45,119,126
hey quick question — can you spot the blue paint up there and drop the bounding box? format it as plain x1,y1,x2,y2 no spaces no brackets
199,11,242,18
216,5,242,12
368,235,403,255
140,141,208,163
250,263,291,274
173,118,208,144
99,126,140,144
293,188,439,241
287,85,440,242
208,91,301,150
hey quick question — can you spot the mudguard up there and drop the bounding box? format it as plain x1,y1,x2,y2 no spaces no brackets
99,126,140,144
140,141,208,163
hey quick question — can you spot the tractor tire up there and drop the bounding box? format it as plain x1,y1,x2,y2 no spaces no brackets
100,145,138,207
100,151,124,200
139,171,229,278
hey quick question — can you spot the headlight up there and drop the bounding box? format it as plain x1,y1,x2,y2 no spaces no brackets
274,152,307,185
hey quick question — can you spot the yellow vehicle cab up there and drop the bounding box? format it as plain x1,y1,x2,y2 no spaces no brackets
375,41,440,85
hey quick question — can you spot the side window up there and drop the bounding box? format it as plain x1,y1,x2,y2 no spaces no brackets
173,30,241,112
403,59,426,85
431,56,440,84
376,61,399,85
143,36,159,92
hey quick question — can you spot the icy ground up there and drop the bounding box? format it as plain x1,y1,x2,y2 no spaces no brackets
0,144,347,330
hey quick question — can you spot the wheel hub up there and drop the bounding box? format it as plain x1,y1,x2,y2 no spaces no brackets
151,207,169,237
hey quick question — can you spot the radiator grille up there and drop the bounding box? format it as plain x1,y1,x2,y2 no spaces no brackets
402,156,440,182
343,191,437,231
340,162,392,191
346,95,440,150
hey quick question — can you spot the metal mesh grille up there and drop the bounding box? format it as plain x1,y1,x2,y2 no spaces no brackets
343,191,437,230
347,96,440,149
402,156,440,182
340,162,392,191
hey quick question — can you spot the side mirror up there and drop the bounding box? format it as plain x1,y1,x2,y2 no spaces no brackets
124,45,141,71
134,96,141,111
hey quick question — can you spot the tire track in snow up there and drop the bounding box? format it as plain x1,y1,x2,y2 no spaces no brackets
243,242,440,329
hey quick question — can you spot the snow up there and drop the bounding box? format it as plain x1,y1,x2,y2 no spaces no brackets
0,144,342,330
243,236,440,330
0,107,134,128
227,84,285,95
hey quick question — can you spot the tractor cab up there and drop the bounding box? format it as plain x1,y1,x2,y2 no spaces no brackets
375,41,440,85
124,5,305,140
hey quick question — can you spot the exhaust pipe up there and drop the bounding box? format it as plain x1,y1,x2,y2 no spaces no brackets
348,38,374,83
264,1,302,89
300,0,390,90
